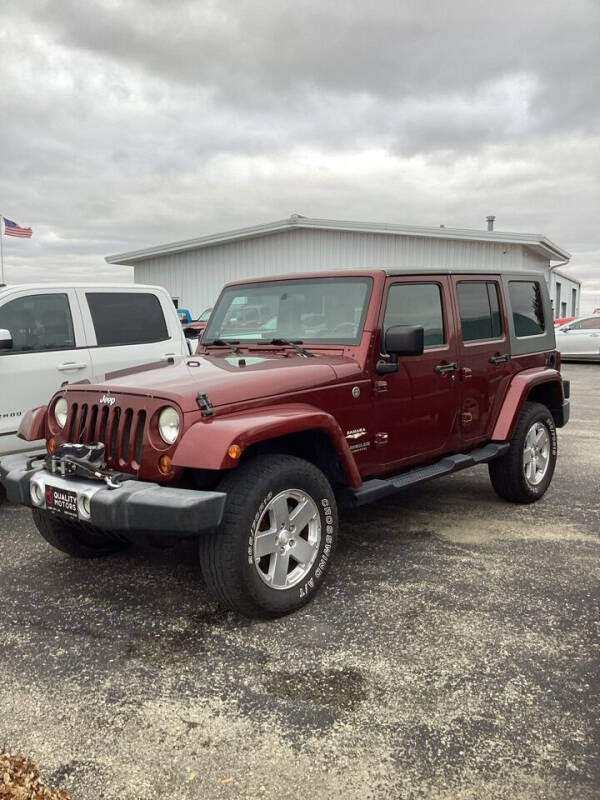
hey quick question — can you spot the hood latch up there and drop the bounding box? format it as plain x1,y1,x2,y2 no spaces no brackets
196,392,214,418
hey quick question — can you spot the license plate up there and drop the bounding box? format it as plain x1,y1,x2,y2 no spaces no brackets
45,485,79,518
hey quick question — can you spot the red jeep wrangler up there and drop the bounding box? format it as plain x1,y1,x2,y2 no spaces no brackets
1,270,570,617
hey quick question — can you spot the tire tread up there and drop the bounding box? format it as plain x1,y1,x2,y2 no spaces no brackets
32,508,126,558
488,401,557,504
199,454,336,617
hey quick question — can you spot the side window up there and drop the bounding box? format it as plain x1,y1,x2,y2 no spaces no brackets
384,283,445,347
580,317,600,330
508,281,546,337
86,292,169,346
0,293,75,353
457,281,503,342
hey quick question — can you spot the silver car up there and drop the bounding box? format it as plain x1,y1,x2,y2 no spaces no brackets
555,314,600,361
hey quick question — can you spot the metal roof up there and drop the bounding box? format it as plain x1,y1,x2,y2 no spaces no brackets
105,214,571,266
552,268,581,286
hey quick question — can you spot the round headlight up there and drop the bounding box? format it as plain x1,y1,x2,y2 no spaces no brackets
158,406,180,445
55,397,68,428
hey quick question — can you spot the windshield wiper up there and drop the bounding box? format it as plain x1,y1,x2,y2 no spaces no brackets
269,338,315,358
204,338,241,353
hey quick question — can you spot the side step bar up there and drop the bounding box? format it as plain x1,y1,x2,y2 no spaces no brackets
339,442,509,508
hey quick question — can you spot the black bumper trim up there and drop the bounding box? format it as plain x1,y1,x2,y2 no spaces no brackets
0,455,226,537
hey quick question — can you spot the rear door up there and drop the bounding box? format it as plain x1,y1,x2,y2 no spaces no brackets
451,277,514,444
374,276,460,470
77,288,182,379
0,289,91,455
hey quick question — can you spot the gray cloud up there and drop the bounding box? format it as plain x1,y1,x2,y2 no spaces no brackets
0,1,598,310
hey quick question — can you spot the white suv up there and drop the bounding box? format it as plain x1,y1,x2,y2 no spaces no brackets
0,283,189,457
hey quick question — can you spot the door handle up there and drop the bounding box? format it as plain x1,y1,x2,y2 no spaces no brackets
57,361,87,371
435,362,458,374
489,354,510,364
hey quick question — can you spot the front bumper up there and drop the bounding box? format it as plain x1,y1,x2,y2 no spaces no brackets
0,455,226,537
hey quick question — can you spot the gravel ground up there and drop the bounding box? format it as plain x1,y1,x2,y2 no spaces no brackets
0,363,598,800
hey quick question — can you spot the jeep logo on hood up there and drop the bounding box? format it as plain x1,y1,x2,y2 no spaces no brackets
99,394,117,406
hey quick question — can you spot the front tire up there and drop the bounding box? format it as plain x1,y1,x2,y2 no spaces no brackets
32,508,127,558
199,455,338,618
488,401,557,503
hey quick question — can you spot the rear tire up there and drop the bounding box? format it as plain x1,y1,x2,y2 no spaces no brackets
32,508,127,558
488,401,557,503
199,455,338,618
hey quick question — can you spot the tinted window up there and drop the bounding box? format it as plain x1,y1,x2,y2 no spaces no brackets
457,281,503,341
0,293,75,353
87,292,168,346
384,283,445,347
508,281,546,337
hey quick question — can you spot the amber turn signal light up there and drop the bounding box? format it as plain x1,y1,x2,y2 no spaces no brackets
228,444,242,460
159,455,172,474
47,437,57,455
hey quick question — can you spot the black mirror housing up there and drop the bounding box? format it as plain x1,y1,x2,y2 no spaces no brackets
384,325,425,356
377,325,425,374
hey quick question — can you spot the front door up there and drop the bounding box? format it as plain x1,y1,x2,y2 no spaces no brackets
0,290,92,456
374,277,460,471
452,277,514,443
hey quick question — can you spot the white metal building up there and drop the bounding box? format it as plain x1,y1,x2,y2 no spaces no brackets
551,268,581,319
106,215,579,320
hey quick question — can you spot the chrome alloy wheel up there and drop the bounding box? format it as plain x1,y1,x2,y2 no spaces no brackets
252,489,321,590
523,421,551,486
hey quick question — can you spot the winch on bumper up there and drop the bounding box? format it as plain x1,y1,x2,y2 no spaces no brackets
0,449,226,537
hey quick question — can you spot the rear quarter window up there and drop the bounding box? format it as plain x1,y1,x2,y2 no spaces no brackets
508,281,546,337
86,292,169,346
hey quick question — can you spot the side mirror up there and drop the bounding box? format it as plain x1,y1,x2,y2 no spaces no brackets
0,328,12,351
377,325,425,374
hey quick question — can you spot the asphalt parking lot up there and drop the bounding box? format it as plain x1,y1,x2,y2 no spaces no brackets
0,363,598,800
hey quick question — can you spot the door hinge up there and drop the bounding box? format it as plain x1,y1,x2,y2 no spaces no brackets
460,367,472,380
373,380,388,394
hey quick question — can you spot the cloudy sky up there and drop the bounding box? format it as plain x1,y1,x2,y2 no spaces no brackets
2,0,599,310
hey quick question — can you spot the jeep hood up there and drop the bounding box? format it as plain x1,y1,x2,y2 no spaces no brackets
66,352,360,412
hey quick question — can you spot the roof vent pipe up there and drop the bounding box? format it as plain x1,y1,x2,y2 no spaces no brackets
486,215,496,231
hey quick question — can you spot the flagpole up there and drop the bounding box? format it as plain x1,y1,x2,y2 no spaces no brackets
0,215,4,284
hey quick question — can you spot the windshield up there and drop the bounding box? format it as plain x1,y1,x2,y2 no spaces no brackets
204,277,373,345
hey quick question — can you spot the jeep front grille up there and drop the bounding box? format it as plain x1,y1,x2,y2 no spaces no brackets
66,402,147,471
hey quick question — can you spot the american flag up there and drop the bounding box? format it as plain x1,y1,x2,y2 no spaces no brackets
2,217,33,238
